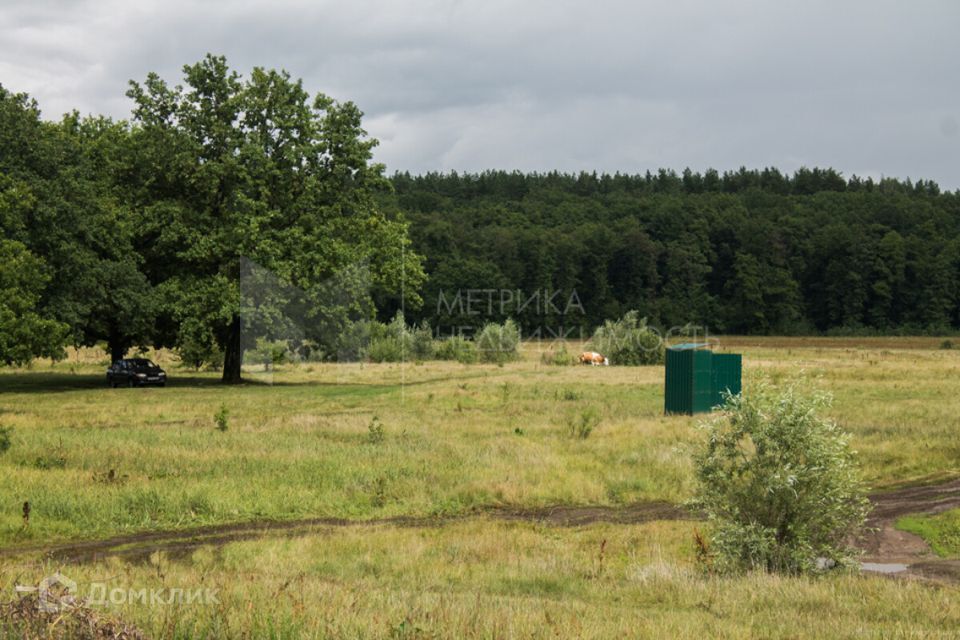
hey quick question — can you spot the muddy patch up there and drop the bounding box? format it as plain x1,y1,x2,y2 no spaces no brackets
860,478,960,583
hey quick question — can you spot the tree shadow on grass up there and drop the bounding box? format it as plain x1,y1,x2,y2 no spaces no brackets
0,372,220,394
0,372,328,395
0,366,524,395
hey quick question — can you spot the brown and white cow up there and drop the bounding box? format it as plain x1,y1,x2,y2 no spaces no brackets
578,351,609,366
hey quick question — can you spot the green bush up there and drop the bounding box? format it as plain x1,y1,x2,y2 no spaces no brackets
365,313,435,363
247,338,291,370
214,403,229,432
367,336,404,363
335,320,378,361
367,416,385,444
409,321,435,360
435,336,478,364
589,311,663,365
177,324,224,371
0,427,11,454
541,345,577,366
690,381,869,574
476,319,521,363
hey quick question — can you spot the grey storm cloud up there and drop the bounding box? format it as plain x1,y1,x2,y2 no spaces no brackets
1,0,958,187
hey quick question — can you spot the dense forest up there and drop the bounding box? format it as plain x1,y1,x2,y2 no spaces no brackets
387,170,960,336
3,56,960,380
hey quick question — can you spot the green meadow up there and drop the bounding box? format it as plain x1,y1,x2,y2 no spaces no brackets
1,338,959,637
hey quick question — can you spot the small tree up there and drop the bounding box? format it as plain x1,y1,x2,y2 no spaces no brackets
476,319,520,363
690,381,869,574
435,336,478,364
247,338,290,371
589,311,663,365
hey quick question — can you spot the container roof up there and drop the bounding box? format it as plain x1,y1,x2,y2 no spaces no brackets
668,342,710,351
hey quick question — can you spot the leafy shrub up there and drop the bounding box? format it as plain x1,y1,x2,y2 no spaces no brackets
364,313,435,363
567,406,601,439
589,311,663,365
335,320,377,361
0,427,11,454
177,323,223,371
247,338,290,370
367,416,385,444
940,339,954,350
690,381,869,574
214,403,229,432
367,335,404,363
435,336,478,364
409,321,435,360
540,345,577,366
476,319,521,363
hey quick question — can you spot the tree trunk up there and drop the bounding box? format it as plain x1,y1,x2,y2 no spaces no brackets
221,314,244,384
108,335,126,364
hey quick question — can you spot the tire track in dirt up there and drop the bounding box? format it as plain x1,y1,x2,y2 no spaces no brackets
857,477,960,583
0,502,688,565
4,479,958,578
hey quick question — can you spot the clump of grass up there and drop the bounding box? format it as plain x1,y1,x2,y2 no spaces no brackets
0,426,12,454
556,388,582,402
567,406,601,439
897,509,960,557
214,403,229,431
367,416,385,444
34,441,67,470
940,339,954,350
92,468,129,485
372,475,387,507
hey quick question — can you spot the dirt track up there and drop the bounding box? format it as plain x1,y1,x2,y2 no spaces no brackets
3,480,958,579
858,477,960,582
0,501,688,565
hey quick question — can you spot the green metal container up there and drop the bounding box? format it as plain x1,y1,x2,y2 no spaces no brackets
711,353,743,407
664,343,741,415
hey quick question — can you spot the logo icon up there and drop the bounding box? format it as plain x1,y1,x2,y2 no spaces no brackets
16,572,78,613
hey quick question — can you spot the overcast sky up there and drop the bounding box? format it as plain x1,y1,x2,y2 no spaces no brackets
2,0,958,187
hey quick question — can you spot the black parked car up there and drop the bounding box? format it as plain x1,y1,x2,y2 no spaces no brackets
107,358,167,387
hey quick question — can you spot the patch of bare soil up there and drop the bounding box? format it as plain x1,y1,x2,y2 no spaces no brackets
859,478,960,583
0,592,147,640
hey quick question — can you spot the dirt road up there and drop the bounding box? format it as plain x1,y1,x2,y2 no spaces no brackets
3,480,958,581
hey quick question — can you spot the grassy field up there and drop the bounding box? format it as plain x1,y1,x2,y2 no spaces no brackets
4,520,959,638
898,510,960,557
1,338,959,637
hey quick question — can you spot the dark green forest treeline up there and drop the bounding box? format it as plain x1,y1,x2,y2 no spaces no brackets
386,170,960,336
4,57,960,378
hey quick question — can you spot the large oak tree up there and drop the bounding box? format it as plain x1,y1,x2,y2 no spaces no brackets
127,55,423,383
